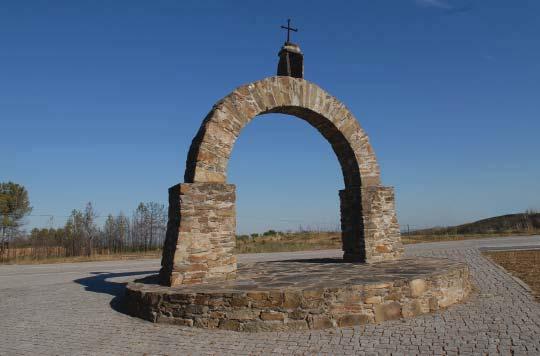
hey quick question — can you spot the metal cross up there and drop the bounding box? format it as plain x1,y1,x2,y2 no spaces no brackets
280,19,298,43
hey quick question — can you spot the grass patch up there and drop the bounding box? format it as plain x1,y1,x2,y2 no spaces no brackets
235,232,341,254
0,251,161,265
236,231,540,254
3,231,538,264
483,249,540,302
402,231,539,244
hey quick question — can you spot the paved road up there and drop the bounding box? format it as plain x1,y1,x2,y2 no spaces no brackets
1,235,539,355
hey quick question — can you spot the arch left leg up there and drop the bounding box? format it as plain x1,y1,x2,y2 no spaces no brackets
159,183,237,286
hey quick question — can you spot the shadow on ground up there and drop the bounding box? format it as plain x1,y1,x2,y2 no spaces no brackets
74,271,155,314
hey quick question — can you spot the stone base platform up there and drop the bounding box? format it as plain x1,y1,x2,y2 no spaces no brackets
125,257,471,332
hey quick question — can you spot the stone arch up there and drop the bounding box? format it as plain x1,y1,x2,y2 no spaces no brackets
184,76,380,188
159,76,403,287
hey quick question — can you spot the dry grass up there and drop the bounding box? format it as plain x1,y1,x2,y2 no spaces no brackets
0,250,161,265
483,249,540,302
236,231,540,254
3,231,538,265
235,232,341,254
401,231,539,244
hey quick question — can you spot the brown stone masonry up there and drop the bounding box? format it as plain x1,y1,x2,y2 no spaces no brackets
362,186,403,262
340,186,403,262
129,258,471,331
159,183,237,286
183,77,381,188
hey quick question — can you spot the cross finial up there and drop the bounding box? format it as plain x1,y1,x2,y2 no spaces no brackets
280,19,298,44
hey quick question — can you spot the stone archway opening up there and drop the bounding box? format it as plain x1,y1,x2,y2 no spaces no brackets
126,39,471,332
159,76,403,286
226,111,343,236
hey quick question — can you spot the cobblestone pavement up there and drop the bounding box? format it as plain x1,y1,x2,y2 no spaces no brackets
1,235,540,355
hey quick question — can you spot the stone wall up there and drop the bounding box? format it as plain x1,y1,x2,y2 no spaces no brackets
128,259,471,331
159,183,237,286
340,185,403,262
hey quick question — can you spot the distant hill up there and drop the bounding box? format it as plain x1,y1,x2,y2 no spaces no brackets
411,212,540,236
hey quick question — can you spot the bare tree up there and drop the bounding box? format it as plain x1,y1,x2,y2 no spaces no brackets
132,203,147,250
103,214,115,253
146,202,166,250
131,202,166,251
82,203,98,256
65,209,84,256
1,199,169,263
114,213,129,253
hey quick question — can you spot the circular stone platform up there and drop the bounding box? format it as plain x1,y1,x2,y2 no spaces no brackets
125,257,471,332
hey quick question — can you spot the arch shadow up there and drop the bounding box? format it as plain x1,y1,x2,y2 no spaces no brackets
74,270,155,314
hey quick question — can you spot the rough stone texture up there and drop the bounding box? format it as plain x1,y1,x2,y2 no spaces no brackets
128,257,471,331
2,236,540,355
362,186,403,262
183,76,380,188
159,182,237,286
340,186,403,262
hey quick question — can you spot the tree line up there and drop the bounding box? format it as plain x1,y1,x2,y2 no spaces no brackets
0,182,32,248
1,181,167,262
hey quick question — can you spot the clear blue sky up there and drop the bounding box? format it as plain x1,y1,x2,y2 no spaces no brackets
1,0,539,233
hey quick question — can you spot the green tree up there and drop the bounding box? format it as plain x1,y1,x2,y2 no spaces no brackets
0,182,32,244
263,230,278,236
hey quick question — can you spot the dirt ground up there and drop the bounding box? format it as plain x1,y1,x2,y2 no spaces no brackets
483,249,540,302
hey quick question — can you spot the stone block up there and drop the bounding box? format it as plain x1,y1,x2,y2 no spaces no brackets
303,289,323,300
283,319,309,331
227,309,259,321
338,314,373,327
375,302,402,322
409,279,427,297
218,319,241,331
308,315,334,329
401,300,424,317
260,311,285,321
365,296,382,304
282,291,303,309
230,294,249,307
288,309,308,320
246,291,268,301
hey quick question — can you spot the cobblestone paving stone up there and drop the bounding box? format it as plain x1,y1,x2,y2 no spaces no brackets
1,236,540,355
